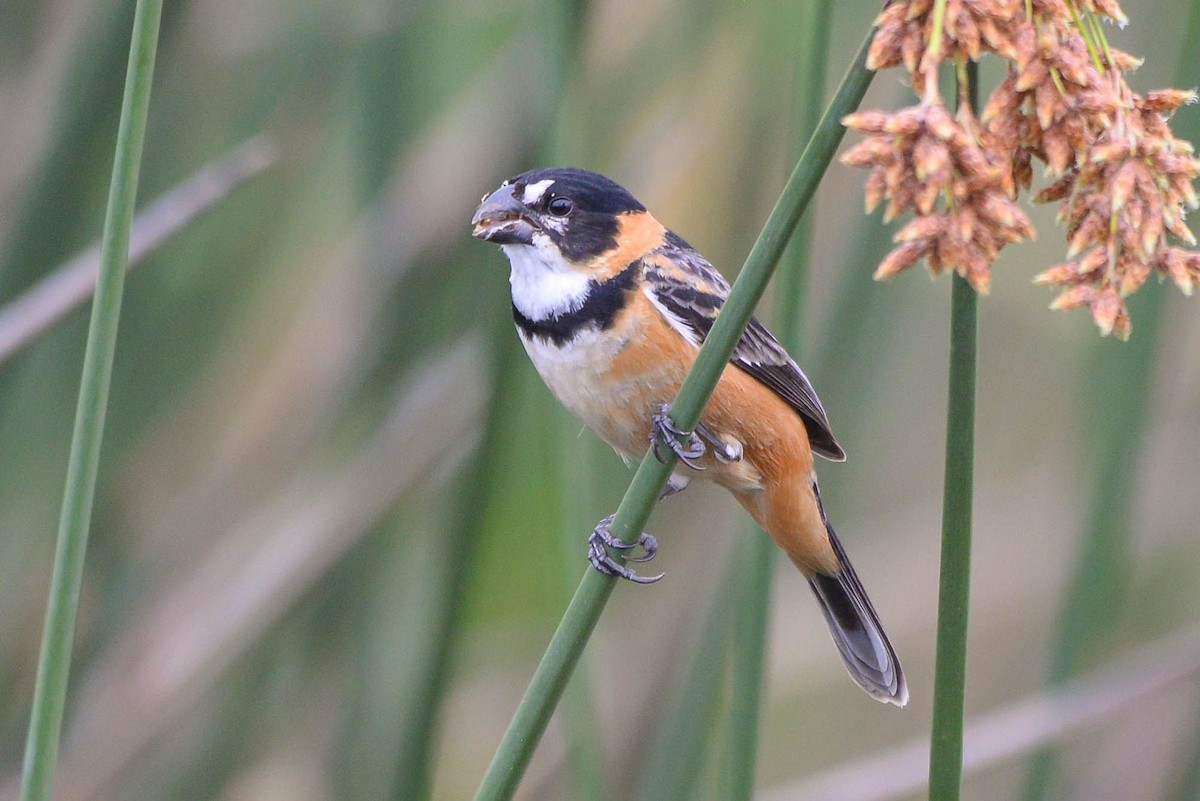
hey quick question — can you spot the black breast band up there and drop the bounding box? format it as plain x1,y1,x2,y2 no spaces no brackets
513,260,639,346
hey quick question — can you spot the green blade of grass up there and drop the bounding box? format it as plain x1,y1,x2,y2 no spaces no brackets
19,0,164,799
390,324,525,801
471,28,876,801
926,270,978,801
926,63,980,801
927,60,980,801
724,3,833,798
724,529,776,798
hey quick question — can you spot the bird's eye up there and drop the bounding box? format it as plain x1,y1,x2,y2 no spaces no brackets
547,196,574,216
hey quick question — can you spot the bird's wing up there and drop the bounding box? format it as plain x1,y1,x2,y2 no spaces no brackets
642,234,845,461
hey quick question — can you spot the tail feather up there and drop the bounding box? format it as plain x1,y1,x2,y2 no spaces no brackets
808,487,908,706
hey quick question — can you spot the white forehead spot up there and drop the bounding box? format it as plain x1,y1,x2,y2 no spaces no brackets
522,179,555,205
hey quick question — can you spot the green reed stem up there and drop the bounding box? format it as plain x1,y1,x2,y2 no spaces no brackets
471,29,876,801
927,271,978,801
19,1,163,799
724,530,776,797
927,60,980,801
390,328,524,800
724,2,834,798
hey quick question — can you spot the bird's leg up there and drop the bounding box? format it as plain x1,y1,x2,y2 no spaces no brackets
650,404,707,469
694,421,743,464
591,414,695,584
587,513,664,584
659,473,690,500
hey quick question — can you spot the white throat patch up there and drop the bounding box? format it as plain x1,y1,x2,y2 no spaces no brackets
503,233,591,321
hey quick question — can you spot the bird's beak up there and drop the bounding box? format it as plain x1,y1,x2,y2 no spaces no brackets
471,183,538,245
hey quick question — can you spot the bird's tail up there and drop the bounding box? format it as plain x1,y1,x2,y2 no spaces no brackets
807,486,908,706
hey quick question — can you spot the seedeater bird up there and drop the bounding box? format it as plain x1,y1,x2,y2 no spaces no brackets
471,167,907,706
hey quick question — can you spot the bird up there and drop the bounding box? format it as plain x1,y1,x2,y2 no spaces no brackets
470,167,907,706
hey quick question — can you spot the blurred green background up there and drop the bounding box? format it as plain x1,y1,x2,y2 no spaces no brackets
2,0,1200,799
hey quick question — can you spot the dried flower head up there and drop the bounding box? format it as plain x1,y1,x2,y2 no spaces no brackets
843,99,1033,292
1033,82,1200,338
869,0,1022,97
843,0,1199,338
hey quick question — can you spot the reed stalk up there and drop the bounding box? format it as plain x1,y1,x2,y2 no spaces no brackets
19,1,163,797
926,62,980,801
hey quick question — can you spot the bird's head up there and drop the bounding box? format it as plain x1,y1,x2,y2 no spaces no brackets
471,168,659,271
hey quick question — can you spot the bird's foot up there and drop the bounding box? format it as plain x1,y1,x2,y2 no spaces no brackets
587,514,664,584
650,404,707,469
650,404,742,468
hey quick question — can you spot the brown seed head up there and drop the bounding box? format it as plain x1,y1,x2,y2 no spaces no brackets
849,0,1198,334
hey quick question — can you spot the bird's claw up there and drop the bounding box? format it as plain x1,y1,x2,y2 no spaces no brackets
587,514,664,584
650,404,707,470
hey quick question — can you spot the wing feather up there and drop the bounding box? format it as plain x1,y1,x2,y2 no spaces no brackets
643,236,845,461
